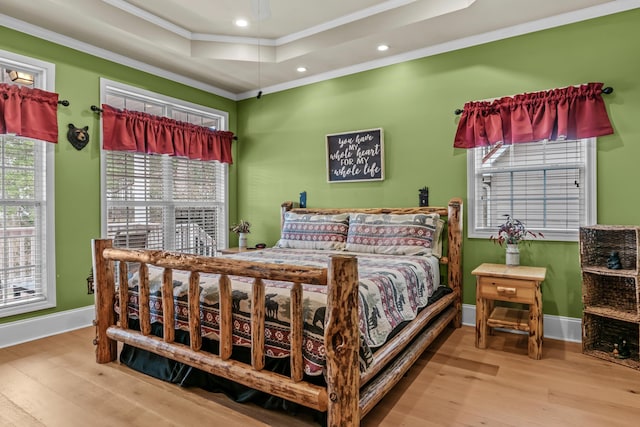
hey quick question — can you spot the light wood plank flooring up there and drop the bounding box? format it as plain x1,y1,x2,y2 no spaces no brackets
1,325,638,426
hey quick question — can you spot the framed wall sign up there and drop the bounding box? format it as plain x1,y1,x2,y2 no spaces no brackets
326,128,384,183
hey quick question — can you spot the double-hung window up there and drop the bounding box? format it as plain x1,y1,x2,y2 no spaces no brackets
101,80,228,255
467,138,596,241
0,50,56,317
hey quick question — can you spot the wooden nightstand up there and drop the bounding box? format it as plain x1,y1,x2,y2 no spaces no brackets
472,263,547,360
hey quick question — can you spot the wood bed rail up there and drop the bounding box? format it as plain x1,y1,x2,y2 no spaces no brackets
102,247,328,285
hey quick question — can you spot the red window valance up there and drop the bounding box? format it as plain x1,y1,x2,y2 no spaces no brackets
454,82,614,148
101,104,234,164
0,83,59,143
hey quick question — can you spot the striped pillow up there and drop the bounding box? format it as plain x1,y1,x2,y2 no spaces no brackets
345,213,439,256
276,212,349,250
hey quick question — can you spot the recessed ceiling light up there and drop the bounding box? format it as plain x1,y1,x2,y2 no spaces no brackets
235,19,248,27
377,44,389,52
296,67,307,73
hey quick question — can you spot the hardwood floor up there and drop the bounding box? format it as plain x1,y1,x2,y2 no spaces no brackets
1,325,638,426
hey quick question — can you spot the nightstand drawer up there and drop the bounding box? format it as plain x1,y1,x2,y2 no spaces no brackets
478,276,535,303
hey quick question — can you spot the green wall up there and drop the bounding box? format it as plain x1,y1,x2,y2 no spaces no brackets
237,9,640,318
0,26,237,323
2,8,639,324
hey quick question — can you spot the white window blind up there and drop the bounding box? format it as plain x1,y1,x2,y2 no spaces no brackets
1,52,55,318
468,138,596,242
101,81,228,255
0,135,46,310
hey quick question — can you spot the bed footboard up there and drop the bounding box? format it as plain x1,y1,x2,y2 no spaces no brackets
92,240,362,424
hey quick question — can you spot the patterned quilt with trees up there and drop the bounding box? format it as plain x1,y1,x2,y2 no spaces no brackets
120,248,440,376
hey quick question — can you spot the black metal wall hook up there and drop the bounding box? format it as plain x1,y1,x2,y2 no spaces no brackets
58,100,70,106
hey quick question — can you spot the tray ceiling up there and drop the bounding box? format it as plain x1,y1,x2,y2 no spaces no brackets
0,0,635,99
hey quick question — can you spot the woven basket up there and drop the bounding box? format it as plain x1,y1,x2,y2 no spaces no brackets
582,272,639,317
583,314,639,360
579,226,639,272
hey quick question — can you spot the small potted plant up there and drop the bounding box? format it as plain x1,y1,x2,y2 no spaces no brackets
230,219,251,249
490,215,542,266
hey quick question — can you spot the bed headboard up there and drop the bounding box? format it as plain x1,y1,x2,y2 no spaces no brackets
281,202,449,218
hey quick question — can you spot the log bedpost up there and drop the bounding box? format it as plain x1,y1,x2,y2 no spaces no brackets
92,239,118,363
324,255,360,427
447,198,463,328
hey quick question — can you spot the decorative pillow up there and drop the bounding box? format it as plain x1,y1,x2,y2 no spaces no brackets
276,212,349,250
345,213,439,256
432,218,445,258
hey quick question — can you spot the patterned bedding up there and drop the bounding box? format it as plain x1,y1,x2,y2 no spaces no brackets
121,247,441,376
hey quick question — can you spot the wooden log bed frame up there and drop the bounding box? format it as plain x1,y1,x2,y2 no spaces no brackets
92,198,463,426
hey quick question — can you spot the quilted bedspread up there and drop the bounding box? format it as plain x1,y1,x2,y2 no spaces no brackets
121,247,440,376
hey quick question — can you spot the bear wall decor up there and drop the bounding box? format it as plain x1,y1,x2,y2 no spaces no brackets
67,123,89,150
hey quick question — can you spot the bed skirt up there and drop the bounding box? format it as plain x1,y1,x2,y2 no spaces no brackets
119,286,452,417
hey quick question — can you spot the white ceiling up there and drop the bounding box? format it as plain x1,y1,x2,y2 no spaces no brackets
0,0,638,100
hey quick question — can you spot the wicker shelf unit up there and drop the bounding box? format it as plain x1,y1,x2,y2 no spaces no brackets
580,225,640,370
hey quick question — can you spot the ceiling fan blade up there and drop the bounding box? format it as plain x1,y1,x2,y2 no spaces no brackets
250,0,271,20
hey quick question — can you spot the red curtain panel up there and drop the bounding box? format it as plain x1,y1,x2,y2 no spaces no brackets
101,104,234,164
454,82,613,148
0,83,59,143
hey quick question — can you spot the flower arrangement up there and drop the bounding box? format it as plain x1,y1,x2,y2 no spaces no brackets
490,214,542,246
230,219,251,234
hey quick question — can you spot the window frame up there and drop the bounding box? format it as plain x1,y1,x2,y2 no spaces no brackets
99,78,230,251
0,49,56,318
467,138,597,242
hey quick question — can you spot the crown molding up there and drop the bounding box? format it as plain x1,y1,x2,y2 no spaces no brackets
0,12,238,100
101,0,192,39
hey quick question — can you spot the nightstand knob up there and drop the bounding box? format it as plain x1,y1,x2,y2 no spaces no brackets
496,286,517,295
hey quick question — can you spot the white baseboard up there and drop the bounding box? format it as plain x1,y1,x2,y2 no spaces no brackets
0,303,581,349
0,305,95,349
462,303,582,343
